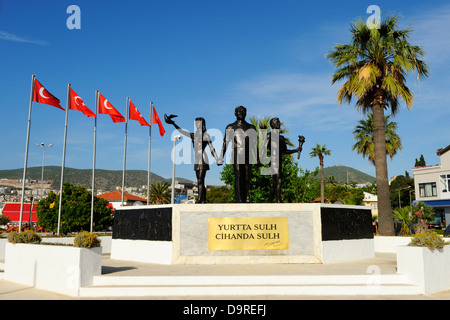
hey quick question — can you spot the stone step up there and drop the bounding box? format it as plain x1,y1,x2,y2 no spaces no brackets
91,274,411,286
79,274,422,297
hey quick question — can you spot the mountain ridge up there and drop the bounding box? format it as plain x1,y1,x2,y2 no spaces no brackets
0,165,375,191
323,165,375,184
0,166,193,191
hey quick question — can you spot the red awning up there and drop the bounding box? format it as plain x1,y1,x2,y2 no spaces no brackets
2,203,38,222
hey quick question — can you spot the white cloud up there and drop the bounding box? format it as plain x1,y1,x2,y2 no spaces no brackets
411,4,450,65
230,72,360,133
0,30,48,46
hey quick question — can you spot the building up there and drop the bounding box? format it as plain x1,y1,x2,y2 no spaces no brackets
412,145,450,228
362,192,378,216
96,190,147,209
1,202,38,224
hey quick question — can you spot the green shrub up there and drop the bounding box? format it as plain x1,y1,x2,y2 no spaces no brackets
7,230,41,244
7,231,19,243
74,231,101,248
408,232,448,251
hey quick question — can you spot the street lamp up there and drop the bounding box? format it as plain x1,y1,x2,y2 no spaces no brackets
36,142,53,197
396,185,412,209
171,135,181,204
409,189,415,214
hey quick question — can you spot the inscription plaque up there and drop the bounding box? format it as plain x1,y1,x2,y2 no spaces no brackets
208,216,289,250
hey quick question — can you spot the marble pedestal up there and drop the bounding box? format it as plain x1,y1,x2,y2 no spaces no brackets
111,203,374,264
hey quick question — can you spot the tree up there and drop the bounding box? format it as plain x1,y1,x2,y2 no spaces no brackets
309,144,331,203
147,182,171,204
389,175,414,209
328,185,364,205
414,154,426,167
249,115,294,147
36,182,113,234
352,113,402,165
0,215,11,226
393,206,413,235
206,186,232,203
412,202,435,233
327,16,429,235
294,167,321,203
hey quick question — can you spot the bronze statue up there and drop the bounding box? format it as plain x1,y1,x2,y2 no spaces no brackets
219,106,257,203
266,117,305,203
164,114,219,203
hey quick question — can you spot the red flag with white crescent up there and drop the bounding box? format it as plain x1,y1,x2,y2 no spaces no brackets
32,78,64,110
129,100,150,127
98,92,125,123
152,105,165,137
69,87,96,117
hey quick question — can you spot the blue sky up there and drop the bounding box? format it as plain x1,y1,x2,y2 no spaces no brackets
1,0,449,186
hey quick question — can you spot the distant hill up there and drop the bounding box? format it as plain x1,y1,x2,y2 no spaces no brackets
323,166,375,184
0,166,193,191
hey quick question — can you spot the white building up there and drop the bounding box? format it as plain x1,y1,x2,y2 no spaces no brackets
412,145,450,228
362,192,378,216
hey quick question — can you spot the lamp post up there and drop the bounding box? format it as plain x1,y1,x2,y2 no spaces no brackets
396,185,412,209
36,142,53,197
171,135,181,204
409,189,415,214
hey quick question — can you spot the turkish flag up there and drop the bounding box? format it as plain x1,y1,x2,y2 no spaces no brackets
152,105,165,137
98,92,125,123
129,100,150,127
69,87,96,117
33,78,64,110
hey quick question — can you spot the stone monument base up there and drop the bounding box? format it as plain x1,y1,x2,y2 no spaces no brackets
111,203,374,264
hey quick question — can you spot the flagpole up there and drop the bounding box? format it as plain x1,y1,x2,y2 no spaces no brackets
147,101,153,205
57,83,70,236
19,74,36,232
121,97,129,206
90,90,98,233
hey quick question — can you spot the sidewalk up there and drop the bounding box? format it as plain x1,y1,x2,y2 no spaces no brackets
1,253,450,300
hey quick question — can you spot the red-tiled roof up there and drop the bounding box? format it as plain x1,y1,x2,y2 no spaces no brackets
312,196,331,203
2,203,38,222
97,190,146,202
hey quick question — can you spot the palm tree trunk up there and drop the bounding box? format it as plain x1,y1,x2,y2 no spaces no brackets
320,156,324,203
372,104,395,235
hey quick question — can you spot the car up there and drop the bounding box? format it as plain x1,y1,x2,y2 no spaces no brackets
428,220,442,229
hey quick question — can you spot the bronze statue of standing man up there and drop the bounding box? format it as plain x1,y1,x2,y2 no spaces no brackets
218,106,257,203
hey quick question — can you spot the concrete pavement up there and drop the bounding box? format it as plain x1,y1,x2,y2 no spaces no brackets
1,252,450,300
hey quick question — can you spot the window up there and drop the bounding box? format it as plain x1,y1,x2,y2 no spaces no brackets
440,174,450,193
419,182,437,197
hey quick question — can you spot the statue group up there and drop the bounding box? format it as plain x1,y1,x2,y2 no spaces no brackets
164,106,305,203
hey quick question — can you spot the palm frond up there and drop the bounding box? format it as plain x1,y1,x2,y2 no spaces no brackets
327,14,429,114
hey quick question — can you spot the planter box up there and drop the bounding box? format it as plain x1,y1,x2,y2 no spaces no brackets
374,236,411,253
41,236,112,254
4,243,102,296
375,236,450,253
397,245,450,294
0,238,7,261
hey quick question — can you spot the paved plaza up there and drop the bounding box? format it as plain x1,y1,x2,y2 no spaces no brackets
1,253,450,300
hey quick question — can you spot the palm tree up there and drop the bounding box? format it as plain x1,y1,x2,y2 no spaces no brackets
250,115,271,158
392,207,412,235
310,144,331,203
352,113,402,165
249,115,294,147
148,182,171,204
327,16,429,235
